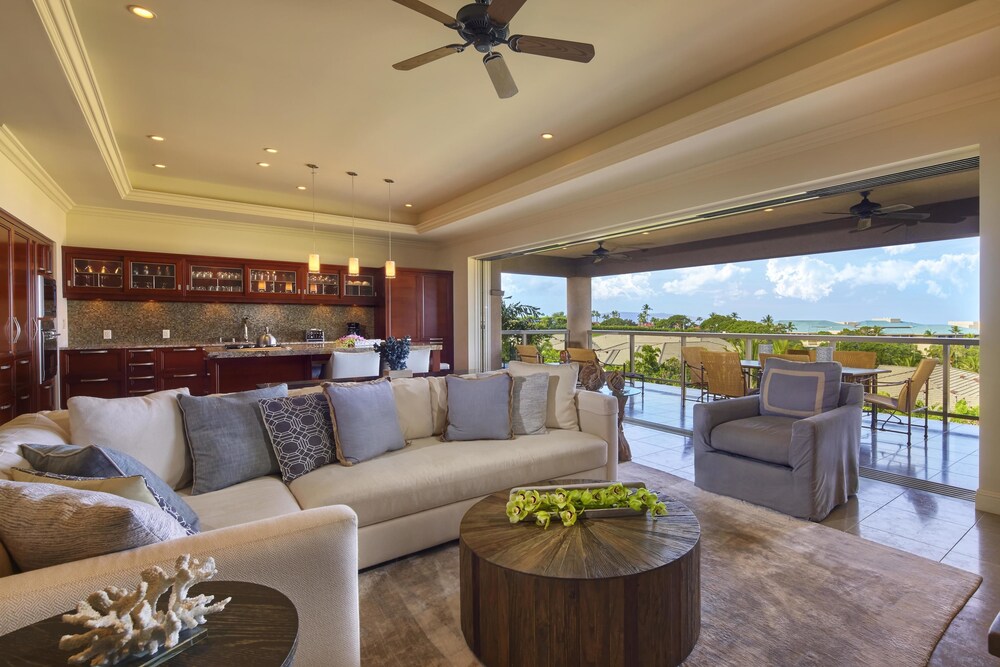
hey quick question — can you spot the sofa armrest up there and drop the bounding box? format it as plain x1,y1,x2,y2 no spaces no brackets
790,403,862,475
0,505,360,667
693,396,761,454
576,390,618,480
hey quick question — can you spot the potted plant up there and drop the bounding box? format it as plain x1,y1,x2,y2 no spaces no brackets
376,336,411,377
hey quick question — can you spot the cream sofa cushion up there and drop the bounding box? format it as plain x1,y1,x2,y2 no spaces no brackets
427,376,448,435
290,429,608,527
390,378,434,441
0,413,71,479
179,476,302,531
0,540,14,577
69,388,191,490
507,361,580,430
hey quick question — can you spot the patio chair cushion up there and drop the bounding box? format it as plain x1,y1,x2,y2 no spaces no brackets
710,415,795,467
760,358,842,419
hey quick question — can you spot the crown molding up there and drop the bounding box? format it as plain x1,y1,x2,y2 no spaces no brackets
68,205,429,248
0,124,75,212
122,189,417,235
416,0,1000,235
34,0,130,198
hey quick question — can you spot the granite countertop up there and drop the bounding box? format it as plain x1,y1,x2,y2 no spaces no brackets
61,342,442,356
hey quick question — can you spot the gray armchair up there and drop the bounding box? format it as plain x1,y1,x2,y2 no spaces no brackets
693,384,863,521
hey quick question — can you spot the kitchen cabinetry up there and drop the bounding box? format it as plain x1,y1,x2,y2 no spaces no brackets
247,265,298,299
381,268,453,369
157,347,207,395
64,250,125,297
126,348,157,396
60,348,127,407
0,207,55,425
126,256,181,296
188,262,244,297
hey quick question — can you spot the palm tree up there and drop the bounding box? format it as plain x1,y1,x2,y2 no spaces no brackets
760,314,775,327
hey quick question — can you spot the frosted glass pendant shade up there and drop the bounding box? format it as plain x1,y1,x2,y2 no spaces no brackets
384,259,396,279
348,257,360,276
308,253,320,272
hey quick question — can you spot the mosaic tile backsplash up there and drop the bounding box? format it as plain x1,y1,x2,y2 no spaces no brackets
67,301,376,347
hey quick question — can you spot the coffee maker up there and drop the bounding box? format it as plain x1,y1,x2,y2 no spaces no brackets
346,322,363,337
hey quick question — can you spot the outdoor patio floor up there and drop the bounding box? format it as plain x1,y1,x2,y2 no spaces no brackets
620,382,981,491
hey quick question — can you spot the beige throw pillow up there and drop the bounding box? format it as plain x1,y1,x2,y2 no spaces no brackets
427,376,448,435
68,388,191,490
8,469,159,507
0,412,72,479
0,540,14,577
0,480,188,571
506,361,579,430
390,377,435,441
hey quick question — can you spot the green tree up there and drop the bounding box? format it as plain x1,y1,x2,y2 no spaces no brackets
638,304,652,325
500,297,542,362
760,314,775,327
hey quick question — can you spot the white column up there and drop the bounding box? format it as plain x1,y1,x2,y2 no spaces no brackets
567,277,592,348
978,136,1000,514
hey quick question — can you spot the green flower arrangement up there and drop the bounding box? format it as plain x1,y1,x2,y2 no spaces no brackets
505,483,668,529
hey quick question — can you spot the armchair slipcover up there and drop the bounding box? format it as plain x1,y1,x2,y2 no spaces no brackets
693,384,863,521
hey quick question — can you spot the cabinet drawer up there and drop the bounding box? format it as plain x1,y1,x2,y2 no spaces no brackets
159,374,206,396
37,381,55,412
14,355,31,386
63,377,124,402
128,377,157,394
0,360,13,394
62,349,127,378
158,348,204,372
128,348,156,363
0,394,15,424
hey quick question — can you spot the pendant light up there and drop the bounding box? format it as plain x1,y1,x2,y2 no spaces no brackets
347,171,359,276
384,178,396,280
306,164,320,272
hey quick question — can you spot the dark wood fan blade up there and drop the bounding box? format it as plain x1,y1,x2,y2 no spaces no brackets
391,0,457,27
508,34,595,63
879,211,930,220
488,0,528,25
393,45,463,71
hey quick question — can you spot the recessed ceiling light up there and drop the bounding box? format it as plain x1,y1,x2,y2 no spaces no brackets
147,134,164,141
153,163,166,168
641,231,650,235
404,203,413,208
296,186,307,190
540,133,554,140
764,207,775,212
257,162,270,167
263,147,278,154
127,5,156,19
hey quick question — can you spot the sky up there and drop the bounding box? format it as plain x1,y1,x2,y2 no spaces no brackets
501,237,980,324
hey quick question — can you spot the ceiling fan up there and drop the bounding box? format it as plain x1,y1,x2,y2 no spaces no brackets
580,241,631,264
390,0,596,99
825,190,929,232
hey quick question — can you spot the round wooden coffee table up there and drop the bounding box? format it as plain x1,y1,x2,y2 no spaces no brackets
0,581,298,666
460,484,701,667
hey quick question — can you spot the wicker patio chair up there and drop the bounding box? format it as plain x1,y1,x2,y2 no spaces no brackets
680,346,708,402
701,350,748,399
864,358,937,447
514,344,542,364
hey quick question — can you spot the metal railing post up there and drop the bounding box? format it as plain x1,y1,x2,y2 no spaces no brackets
744,336,752,361
942,342,950,429
628,334,635,373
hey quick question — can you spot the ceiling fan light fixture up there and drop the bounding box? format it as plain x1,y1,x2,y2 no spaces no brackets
483,52,518,99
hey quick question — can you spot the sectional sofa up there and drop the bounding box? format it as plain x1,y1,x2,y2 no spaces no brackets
0,367,618,666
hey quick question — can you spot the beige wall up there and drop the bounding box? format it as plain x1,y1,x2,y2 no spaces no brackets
979,137,999,513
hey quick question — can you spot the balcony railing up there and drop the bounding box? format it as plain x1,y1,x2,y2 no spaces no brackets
501,328,979,426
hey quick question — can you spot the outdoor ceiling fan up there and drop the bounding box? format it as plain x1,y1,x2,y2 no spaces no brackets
825,190,929,232
580,241,631,264
389,0,596,99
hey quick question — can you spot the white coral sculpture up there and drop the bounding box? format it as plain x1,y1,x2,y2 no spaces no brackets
59,554,231,666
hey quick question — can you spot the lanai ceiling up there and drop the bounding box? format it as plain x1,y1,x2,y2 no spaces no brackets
1,0,997,244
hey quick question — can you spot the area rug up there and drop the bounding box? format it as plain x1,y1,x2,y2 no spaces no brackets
359,462,981,666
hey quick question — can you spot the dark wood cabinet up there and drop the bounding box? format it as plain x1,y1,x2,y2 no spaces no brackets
125,255,183,297
60,348,127,408
382,268,454,369
63,249,125,298
126,348,157,396
0,208,54,424
157,347,207,396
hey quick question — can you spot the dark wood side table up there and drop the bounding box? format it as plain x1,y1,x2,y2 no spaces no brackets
460,484,701,667
0,581,298,666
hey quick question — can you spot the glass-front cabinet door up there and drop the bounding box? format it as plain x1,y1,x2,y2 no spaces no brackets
188,264,245,295
343,274,375,297
67,255,124,294
126,258,180,295
248,267,298,296
305,271,339,297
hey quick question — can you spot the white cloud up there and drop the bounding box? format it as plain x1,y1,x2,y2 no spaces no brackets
765,257,838,301
753,289,768,297
764,252,978,302
592,274,654,299
883,244,917,256
660,264,750,295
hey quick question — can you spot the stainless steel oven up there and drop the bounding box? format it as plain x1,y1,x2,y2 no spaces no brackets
38,319,58,383
38,276,57,319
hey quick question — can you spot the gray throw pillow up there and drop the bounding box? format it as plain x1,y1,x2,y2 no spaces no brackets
323,379,406,466
19,443,200,532
0,480,189,571
760,358,842,418
258,394,334,482
512,373,549,436
444,374,513,441
179,385,287,494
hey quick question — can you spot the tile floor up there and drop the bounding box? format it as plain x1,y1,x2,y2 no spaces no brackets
623,422,999,664
621,383,981,490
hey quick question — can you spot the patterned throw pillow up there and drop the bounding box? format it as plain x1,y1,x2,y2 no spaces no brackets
9,468,198,535
760,358,842,418
19,444,201,532
258,394,334,482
